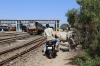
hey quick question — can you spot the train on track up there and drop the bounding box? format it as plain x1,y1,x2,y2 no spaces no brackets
26,22,45,35
0,25,9,31
0,22,45,35
0,25,16,31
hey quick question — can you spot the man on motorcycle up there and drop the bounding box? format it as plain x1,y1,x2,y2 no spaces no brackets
50,26,59,51
43,24,59,55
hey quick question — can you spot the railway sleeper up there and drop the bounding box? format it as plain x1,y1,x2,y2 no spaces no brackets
16,35,30,40
0,37,43,55
0,39,45,66
0,39,16,44
17,37,26,40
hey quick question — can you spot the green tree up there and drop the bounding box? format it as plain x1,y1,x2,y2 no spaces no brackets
74,0,100,65
77,0,100,30
60,24,69,31
65,8,79,26
65,0,100,65
76,0,100,47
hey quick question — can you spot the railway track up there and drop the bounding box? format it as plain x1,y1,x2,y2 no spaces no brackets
0,31,28,37
0,34,31,43
0,36,45,66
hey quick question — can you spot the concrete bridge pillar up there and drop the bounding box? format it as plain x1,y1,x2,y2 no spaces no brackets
55,20,60,31
16,20,21,31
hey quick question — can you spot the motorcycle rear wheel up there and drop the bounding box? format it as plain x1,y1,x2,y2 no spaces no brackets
49,52,52,59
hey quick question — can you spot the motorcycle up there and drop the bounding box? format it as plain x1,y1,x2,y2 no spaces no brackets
45,40,57,59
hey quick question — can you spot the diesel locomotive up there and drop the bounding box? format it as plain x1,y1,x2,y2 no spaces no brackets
26,21,44,35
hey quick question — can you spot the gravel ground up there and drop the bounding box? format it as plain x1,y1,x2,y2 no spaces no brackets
0,32,82,66
0,35,42,52
4,42,81,66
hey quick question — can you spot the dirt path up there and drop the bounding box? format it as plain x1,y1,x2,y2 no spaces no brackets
6,42,79,66
40,42,78,66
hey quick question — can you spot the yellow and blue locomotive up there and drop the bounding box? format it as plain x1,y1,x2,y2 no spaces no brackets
26,22,44,35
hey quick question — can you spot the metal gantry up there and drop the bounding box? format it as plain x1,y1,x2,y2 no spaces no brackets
0,19,60,31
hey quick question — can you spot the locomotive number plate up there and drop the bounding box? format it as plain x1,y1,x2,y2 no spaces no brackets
47,47,52,49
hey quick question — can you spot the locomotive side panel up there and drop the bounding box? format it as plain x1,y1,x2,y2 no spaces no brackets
36,23,44,34
26,22,44,35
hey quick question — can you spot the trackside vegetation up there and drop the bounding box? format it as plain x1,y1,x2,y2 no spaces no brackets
65,0,100,66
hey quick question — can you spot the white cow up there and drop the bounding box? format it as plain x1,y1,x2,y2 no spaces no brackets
56,31,75,44
56,31,75,51
56,31,68,42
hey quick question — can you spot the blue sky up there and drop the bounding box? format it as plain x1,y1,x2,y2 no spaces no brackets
0,0,80,26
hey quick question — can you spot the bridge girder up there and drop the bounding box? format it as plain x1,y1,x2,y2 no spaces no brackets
0,19,60,31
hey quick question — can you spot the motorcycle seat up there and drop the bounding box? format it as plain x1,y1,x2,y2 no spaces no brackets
47,40,56,45
48,40,53,43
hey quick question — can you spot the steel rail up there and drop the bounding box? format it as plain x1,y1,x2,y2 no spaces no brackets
0,39,45,66
0,36,43,55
